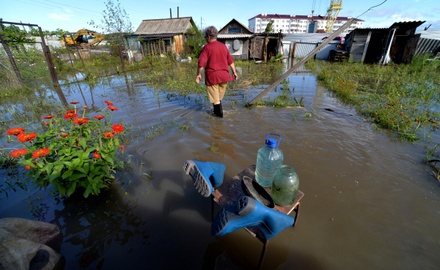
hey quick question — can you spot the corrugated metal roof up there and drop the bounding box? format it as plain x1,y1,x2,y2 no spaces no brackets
418,30,440,40
349,27,389,32
217,34,253,39
134,17,195,35
249,13,363,22
389,21,425,30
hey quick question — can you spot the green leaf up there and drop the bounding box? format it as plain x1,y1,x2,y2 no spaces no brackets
72,158,81,167
75,167,87,174
63,161,72,167
49,171,60,182
78,137,87,149
69,173,87,181
44,163,54,174
84,185,92,198
66,182,77,196
54,164,64,174
62,169,73,179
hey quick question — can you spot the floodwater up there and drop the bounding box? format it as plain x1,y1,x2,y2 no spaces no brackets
1,65,440,270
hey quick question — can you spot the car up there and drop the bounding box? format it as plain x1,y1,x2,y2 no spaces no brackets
321,36,344,44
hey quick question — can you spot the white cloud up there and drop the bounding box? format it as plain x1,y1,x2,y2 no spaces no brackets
48,8,73,22
390,14,422,22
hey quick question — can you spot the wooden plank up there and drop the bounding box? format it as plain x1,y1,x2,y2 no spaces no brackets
246,18,355,107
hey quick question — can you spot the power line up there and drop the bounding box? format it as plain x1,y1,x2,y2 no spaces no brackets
14,0,99,18
356,0,388,19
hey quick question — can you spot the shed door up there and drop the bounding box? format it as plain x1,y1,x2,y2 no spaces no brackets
349,33,368,62
250,37,264,59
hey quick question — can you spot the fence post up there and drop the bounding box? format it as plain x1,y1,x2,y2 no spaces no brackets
37,27,68,106
0,21,24,86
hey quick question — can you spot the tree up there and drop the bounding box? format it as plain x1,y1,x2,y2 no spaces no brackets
264,20,274,33
0,24,33,52
89,0,133,46
184,26,204,58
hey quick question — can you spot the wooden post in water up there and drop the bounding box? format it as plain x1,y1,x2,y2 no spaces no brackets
246,18,355,107
36,26,68,106
118,44,126,72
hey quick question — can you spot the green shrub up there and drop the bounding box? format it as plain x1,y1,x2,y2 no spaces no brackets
5,100,126,198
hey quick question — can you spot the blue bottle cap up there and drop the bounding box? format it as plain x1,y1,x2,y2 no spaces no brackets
266,138,277,148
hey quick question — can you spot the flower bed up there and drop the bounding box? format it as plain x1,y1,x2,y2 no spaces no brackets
6,100,126,198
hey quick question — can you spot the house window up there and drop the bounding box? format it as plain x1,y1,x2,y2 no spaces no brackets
228,27,242,34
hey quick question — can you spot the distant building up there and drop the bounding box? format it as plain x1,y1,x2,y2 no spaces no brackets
248,13,363,35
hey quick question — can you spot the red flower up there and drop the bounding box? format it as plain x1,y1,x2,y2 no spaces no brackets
9,149,27,158
64,112,78,120
18,132,37,143
93,153,101,159
70,101,79,105
73,117,89,125
43,115,54,119
94,115,105,120
112,124,124,133
6,127,25,136
104,100,113,106
24,165,32,170
32,148,50,158
107,105,118,111
103,132,115,138
60,133,69,138
83,105,88,109
118,145,126,151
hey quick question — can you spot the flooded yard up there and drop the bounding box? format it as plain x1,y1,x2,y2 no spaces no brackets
1,66,440,270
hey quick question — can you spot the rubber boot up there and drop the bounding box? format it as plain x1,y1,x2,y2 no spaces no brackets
218,102,223,118
213,103,218,116
213,103,223,118
183,160,225,197
211,196,295,240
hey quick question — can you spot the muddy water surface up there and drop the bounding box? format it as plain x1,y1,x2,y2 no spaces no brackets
1,70,440,270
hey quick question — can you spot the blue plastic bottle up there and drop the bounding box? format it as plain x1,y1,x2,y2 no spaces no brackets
255,133,284,187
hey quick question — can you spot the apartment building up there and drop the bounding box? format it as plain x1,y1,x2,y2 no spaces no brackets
248,13,364,35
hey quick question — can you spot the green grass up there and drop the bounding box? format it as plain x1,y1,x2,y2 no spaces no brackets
306,56,440,142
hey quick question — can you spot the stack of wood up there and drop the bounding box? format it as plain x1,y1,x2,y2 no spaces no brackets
329,50,349,62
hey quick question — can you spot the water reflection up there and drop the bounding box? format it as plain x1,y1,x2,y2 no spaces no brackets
52,185,148,269
1,63,440,269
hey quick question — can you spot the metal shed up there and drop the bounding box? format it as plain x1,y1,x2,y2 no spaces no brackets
415,30,440,55
344,21,425,64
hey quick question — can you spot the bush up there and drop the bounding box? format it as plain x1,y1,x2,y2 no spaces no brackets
5,100,126,198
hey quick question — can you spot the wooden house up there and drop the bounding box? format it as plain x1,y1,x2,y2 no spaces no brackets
217,19,253,60
130,17,197,56
216,19,284,61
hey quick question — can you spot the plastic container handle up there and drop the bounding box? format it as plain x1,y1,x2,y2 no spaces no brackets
265,132,282,147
